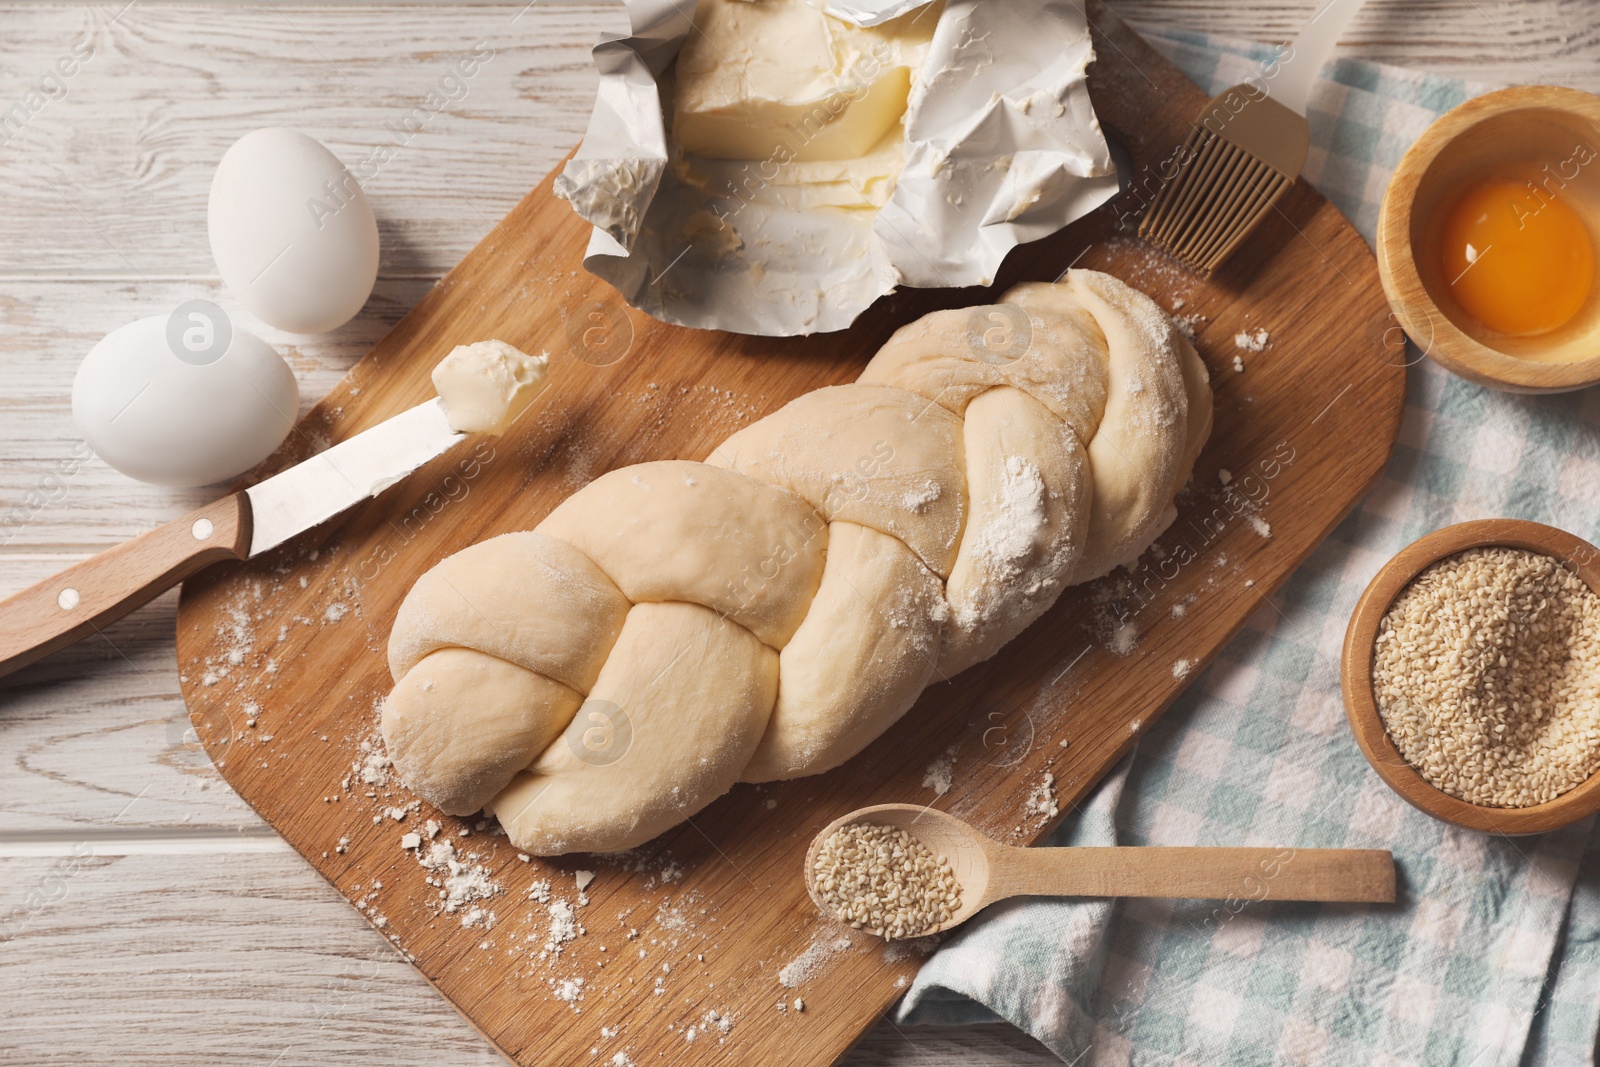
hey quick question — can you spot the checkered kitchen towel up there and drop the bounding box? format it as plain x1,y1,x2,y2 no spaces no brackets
898,30,1600,1067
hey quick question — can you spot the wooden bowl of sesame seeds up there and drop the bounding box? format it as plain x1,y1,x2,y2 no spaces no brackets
1342,518,1600,835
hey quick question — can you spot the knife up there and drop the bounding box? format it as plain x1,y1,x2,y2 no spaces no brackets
0,398,464,681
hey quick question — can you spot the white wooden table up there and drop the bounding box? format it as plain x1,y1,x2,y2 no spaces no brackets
2,3,1595,1063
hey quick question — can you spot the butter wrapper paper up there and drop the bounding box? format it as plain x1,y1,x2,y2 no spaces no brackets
555,0,1119,336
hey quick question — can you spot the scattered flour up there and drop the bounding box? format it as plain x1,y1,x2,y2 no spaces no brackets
922,745,959,797
903,481,941,512
413,840,500,923
546,899,583,953
1109,620,1138,656
961,456,1046,616
701,1008,734,1042
1233,328,1269,352
353,735,390,788
1247,515,1272,538
1171,312,1207,341
1024,773,1059,821
779,933,853,988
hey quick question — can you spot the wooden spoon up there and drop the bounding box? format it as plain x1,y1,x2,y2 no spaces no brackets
805,804,1395,938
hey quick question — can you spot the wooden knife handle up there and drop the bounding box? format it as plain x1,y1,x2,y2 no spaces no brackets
0,494,252,682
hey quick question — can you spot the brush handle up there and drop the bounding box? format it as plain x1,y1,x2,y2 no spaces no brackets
1270,0,1369,116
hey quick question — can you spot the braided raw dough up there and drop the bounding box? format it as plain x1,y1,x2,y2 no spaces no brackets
383,270,1211,855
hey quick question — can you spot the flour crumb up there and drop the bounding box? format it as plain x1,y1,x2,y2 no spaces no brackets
324,602,349,623
702,1008,734,1040
779,934,852,989
959,456,1046,621
1110,620,1138,656
576,870,595,892
903,481,941,512
922,745,959,797
1233,355,1246,373
353,736,390,788
529,879,552,904
1024,773,1059,821
546,899,583,953
1172,658,1194,679
1247,514,1272,538
400,832,421,850
1218,468,1233,486
1233,328,1269,352
1171,312,1205,341
415,840,499,921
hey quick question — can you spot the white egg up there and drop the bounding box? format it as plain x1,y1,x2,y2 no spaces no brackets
208,127,379,334
72,307,299,488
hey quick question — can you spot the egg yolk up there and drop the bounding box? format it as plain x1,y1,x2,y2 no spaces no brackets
1439,178,1594,337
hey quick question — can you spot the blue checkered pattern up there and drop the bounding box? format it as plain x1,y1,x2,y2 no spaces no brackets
898,32,1600,1066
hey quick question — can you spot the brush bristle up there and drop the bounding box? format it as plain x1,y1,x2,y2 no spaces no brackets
1139,128,1293,275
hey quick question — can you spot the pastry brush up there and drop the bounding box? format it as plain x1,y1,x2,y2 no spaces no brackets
1139,0,1369,275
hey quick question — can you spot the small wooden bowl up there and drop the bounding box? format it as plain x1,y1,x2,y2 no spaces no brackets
1341,519,1600,834
1377,86,1600,393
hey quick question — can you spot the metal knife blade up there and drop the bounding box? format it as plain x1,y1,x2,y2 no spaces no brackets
245,398,465,557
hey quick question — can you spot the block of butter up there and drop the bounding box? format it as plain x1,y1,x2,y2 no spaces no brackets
556,0,1119,336
672,0,938,163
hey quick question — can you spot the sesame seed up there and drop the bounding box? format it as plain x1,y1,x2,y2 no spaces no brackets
811,823,961,940
1372,546,1600,809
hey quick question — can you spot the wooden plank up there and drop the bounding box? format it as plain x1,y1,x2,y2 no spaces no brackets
171,5,1404,1064
0,847,1059,1064
0,1,1591,288
0,278,436,551
0,4,624,277
0,843,1067,1066
1,1,1588,1064
1111,0,1600,92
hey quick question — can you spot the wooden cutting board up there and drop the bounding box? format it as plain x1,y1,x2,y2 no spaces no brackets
177,6,1403,1064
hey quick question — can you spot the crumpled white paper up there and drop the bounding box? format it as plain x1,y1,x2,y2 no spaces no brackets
555,0,1120,336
